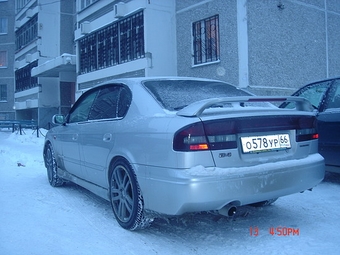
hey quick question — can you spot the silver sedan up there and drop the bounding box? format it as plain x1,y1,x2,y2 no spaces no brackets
43,77,325,230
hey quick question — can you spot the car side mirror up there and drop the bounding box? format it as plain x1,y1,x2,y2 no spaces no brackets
52,114,66,125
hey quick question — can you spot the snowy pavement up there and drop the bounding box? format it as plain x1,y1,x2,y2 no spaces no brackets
0,129,340,255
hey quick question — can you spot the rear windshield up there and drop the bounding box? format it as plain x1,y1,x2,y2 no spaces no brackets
143,80,251,111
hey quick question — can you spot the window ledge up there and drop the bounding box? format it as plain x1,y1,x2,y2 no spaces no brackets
191,59,220,68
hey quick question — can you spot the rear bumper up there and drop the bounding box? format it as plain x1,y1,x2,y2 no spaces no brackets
138,153,325,215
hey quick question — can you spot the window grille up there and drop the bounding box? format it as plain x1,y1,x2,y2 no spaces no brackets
97,23,119,69
79,11,144,74
15,14,38,51
15,60,38,92
192,15,220,65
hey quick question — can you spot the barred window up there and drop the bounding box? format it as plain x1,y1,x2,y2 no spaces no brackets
192,15,220,65
79,33,97,73
120,12,144,63
15,60,38,92
15,14,38,51
0,84,7,101
79,11,144,74
97,23,119,69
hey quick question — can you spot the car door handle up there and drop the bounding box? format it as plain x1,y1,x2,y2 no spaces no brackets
103,133,112,142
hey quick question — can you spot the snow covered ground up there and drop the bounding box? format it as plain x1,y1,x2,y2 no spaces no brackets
0,129,340,255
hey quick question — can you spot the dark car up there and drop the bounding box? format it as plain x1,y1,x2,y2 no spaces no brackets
281,77,340,173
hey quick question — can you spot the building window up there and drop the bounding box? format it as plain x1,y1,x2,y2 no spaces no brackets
0,51,7,67
79,0,99,11
0,18,8,34
79,33,97,73
97,23,119,69
15,14,38,51
79,11,144,74
192,15,220,65
120,12,144,63
15,0,31,13
0,84,7,101
15,60,38,92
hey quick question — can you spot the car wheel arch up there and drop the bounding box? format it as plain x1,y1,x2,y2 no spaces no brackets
107,156,139,185
107,156,126,182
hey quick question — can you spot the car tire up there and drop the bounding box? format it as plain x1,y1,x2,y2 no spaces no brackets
250,198,278,207
110,159,151,230
45,144,64,187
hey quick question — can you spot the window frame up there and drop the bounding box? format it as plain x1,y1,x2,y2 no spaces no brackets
78,0,99,12
15,60,38,92
15,14,38,51
68,89,99,123
192,15,220,66
0,84,7,102
67,84,132,123
0,18,8,35
78,11,144,74
0,51,7,68
323,79,340,111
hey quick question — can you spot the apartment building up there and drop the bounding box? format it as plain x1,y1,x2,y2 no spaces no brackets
7,0,340,128
73,0,340,96
74,0,176,97
0,0,15,120
14,0,76,129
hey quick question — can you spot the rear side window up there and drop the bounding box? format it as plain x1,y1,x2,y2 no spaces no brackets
143,80,250,111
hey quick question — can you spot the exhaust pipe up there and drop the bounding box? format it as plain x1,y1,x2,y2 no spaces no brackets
218,204,237,217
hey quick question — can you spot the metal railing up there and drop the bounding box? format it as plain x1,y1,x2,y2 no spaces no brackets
0,120,39,137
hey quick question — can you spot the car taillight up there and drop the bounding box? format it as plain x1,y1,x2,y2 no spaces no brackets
173,121,237,151
296,128,319,142
173,115,318,152
296,116,318,142
173,122,209,151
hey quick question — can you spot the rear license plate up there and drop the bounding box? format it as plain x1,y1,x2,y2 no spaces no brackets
240,134,291,153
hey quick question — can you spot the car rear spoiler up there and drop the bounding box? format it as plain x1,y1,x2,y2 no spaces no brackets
176,96,313,117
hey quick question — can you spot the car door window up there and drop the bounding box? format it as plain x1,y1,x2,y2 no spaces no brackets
88,85,132,120
68,90,98,123
324,79,340,110
293,81,330,109
89,86,121,120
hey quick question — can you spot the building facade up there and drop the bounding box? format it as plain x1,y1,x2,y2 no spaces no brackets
0,0,15,120
176,0,340,95
4,0,340,128
74,0,177,98
14,0,76,129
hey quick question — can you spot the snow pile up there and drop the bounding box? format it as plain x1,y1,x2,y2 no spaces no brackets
0,128,46,168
